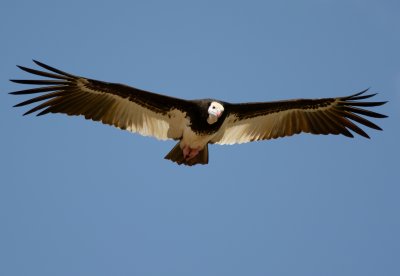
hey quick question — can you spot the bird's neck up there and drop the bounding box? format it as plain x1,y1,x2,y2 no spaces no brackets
207,115,218,125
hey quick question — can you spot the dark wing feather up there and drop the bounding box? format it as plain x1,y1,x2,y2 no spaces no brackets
212,89,387,144
10,60,195,140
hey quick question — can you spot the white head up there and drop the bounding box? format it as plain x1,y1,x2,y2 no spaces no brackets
207,101,224,124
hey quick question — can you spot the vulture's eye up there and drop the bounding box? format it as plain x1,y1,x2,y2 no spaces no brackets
212,106,215,109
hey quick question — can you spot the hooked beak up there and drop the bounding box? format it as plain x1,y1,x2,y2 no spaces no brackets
209,110,222,118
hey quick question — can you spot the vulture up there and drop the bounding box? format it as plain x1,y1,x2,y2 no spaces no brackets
10,60,387,166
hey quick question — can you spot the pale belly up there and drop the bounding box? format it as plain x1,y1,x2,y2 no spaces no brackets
179,128,215,150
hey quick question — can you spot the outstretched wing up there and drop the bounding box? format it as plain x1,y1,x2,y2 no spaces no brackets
212,90,387,145
10,60,196,140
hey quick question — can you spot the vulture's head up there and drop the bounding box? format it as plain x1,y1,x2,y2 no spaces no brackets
207,101,224,124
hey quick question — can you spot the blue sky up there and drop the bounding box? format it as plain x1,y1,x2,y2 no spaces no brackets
1,1,399,275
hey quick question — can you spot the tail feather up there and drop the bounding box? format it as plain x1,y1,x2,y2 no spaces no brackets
164,143,209,166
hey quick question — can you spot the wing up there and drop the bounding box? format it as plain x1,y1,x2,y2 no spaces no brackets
10,60,196,140
211,90,387,145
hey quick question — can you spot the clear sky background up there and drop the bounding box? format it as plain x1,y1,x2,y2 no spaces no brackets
1,1,399,275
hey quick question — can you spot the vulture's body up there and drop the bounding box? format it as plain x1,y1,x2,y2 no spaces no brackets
10,61,387,166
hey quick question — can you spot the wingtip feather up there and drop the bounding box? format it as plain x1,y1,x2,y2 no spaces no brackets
32,59,43,66
350,88,370,98
30,60,76,78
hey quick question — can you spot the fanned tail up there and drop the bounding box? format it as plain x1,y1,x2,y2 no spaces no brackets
164,142,209,166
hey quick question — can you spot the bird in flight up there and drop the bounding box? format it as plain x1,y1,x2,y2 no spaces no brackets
10,60,387,166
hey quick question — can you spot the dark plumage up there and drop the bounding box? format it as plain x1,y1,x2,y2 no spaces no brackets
10,60,388,166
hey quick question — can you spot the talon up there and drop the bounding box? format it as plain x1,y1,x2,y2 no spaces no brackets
181,145,202,161
183,146,190,159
